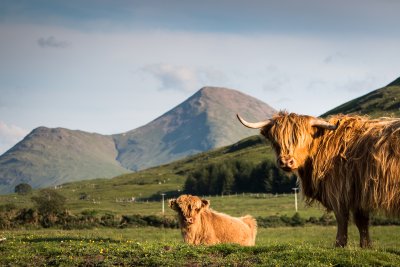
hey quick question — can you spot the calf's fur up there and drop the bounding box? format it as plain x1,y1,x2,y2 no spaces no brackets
169,194,257,246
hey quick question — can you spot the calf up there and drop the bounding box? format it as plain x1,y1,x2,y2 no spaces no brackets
169,194,257,246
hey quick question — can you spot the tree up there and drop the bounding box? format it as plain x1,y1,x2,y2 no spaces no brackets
14,183,32,195
31,189,66,216
31,189,67,227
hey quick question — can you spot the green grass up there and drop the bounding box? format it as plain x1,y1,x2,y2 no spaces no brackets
322,84,400,118
1,192,326,220
0,135,274,215
2,226,400,266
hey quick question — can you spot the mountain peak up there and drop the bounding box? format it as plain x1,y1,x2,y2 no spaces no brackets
114,86,276,171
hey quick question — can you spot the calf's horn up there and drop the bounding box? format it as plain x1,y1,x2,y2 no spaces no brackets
236,114,271,129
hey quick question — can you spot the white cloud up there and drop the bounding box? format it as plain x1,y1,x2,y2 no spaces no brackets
37,36,70,48
140,63,228,92
0,121,28,155
262,65,291,92
0,23,400,132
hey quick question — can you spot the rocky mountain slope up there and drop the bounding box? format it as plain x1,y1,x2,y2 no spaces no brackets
0,87,276,193
113,87,276,170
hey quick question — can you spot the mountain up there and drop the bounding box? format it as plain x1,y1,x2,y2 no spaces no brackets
113,87,276,170
322,77,400,117
0,127,129,193
0,87,276,193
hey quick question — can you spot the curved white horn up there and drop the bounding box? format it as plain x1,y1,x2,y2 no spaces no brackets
236,114,271,129
310,118,339,130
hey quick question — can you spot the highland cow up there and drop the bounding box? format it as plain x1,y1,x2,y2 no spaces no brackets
169,194,257,246
237,111,400,248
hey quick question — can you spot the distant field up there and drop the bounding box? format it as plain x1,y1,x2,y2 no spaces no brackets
3,186,400,265
0,192,326,221
2,226,400,266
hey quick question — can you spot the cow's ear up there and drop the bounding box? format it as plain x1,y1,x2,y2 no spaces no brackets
201,199,210,209
168,199,177,210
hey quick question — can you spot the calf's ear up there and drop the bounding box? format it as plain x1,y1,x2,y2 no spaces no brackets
168,199,177,210
201,199,210,209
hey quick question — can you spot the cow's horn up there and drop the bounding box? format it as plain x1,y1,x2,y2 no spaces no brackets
310,118,339,130
236,114,271,129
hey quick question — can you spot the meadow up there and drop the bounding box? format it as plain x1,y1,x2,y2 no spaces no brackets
2,226,400,266
2,195,400,266
2,137,400,266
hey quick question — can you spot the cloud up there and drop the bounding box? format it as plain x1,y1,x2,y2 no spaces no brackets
37,36,69,48
323,52,347,64
141,64,227,92
340,74,378,93
0,121,28,155
262,65,291,92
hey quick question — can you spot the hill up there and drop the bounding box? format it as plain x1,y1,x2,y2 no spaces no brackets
0,127,129,194
113,87,275,171
0,87,275,193
0,135,273,212
322,76,400,117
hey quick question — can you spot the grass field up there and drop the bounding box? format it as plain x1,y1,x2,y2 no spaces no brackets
2,226,400,266
1,194,400,266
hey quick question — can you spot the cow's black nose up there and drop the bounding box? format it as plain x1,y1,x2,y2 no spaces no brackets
287,158,295,167
277,157,286,167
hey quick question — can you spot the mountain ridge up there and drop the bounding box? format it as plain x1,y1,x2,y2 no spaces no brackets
0,86,276,193
113,86,276,170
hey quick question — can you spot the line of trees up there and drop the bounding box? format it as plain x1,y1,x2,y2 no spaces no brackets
183,159,297,195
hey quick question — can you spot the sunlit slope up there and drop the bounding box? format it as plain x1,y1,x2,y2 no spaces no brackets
322,77,400,118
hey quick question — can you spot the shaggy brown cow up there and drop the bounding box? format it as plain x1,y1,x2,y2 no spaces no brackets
169,194,257,246
237,111,400,248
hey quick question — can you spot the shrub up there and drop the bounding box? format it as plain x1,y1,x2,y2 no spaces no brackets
15,183,32,195
100,213,118,227
15,208,39,225
119,214,178,228
290,212,305,226
318,213,336,226
31,189,66,216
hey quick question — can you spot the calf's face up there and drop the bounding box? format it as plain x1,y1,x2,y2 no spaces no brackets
169,195,210,225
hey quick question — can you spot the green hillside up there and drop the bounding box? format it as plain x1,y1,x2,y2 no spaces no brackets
0,127,129,194
322,77,400,117
0,135,273,215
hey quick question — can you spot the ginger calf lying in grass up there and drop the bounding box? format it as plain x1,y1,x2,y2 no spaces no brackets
169,194,257,246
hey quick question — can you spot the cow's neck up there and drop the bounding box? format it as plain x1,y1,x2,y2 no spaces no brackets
297,157,323,203
181,212,208,245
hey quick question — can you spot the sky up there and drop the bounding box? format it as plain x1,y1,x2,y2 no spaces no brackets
1,0,400,155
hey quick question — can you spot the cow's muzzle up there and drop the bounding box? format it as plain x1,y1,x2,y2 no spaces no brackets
184,217,194,224
277,156,297,171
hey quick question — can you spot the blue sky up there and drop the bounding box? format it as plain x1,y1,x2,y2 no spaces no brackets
1,0,400,154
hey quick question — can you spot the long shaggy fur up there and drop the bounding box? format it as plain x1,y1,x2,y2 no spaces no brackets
311,115,400,215
256,111,400,247
169,194,257,246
